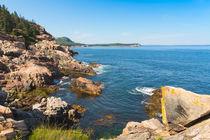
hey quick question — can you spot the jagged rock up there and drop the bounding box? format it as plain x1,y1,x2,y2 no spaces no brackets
70,77,102,95
145,88,162,118
0,25,96,94
0,119,30,139
0,96,84,140
2,62,54,93
8,95,45,111
117,87,210,140
164,118,210,140
29,40,96,76
116,118,168,140
32,96,83,125
89,62,102,68
161,86,210,127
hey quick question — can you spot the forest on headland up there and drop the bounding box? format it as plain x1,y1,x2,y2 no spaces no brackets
0,4,40,46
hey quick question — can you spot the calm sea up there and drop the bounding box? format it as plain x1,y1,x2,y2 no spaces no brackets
54,45,210,138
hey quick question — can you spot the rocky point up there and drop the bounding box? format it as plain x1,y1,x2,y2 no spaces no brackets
116,86,210,140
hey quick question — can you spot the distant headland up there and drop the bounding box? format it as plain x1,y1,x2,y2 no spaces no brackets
56,37,141,47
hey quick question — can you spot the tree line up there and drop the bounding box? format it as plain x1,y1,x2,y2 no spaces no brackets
0,4,40,46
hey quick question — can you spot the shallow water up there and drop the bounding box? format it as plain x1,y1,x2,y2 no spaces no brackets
54,45,210,138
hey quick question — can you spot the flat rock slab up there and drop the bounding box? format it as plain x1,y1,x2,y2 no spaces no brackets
161,86,210,126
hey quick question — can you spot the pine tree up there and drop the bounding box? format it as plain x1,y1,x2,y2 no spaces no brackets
0,4,40,46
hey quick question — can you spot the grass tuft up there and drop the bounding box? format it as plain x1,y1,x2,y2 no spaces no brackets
28,125,90,140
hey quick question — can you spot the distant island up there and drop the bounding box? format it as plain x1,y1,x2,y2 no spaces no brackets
56,37,141,47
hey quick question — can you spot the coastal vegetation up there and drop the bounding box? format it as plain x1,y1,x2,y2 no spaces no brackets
56,36,141,47
29,125,90,140
87,43,141,47
0,4,39,46
56,37,86,46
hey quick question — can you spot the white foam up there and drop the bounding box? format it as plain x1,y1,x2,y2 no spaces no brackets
54,76,70,87
136,87,155,96
93,65,111,74
129,87,155,96
82,61,89,66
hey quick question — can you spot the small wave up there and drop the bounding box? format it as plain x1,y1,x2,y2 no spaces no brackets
140,100,150,105
129,87,155,96
54,77,70,87
136,87,155,96
82,61,89,66
93,65,111,74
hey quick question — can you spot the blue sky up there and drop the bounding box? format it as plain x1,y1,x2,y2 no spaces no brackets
1,0,210,45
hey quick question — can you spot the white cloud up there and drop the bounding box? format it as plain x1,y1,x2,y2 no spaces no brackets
120,32,132,37
70,30,93,42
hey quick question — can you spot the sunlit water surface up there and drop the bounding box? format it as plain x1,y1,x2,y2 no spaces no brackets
54,45,210,138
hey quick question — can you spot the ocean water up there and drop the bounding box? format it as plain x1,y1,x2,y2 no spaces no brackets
54,45,210,138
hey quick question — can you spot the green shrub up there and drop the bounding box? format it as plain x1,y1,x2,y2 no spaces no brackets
155,136,164,140
29,125,90,140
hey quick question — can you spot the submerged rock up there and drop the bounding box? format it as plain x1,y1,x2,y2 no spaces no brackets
70,77,102,95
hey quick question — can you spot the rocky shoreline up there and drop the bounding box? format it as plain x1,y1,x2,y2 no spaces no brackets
116,86,210,140
0,22,209,140
0,24,101,139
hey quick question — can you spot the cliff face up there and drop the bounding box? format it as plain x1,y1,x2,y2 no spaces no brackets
0,25,96,94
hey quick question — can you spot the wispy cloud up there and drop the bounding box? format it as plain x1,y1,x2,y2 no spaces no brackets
140,33,189,45
141,33,186,40
120,32,132,37
70,30,93,41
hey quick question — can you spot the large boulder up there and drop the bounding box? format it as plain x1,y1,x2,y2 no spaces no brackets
161,86,210,127
117,87,210,140
32,96,83,125
70,77,102,95
116,118,168,140
2,62,54,93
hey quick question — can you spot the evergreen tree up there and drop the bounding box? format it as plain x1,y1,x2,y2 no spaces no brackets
0,4,40,46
